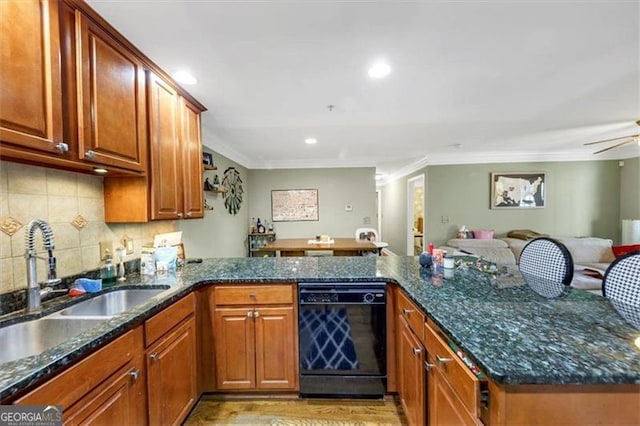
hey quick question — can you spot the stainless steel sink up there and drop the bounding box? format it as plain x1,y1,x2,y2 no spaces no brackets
0,317,105,364
54,288,168,319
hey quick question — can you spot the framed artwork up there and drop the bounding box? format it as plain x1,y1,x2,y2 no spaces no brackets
491,172,546,209
202,152,213,166
271,189,319,221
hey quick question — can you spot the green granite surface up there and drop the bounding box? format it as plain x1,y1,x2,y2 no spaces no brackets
1,256,639,400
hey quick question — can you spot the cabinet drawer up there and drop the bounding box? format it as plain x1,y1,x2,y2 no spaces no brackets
214,285,293,305
396,290,425,342
145,293,195,347
424,319,485,419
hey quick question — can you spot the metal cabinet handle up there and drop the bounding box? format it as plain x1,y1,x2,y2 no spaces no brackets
129,368,140,381
402,308,413,315
413,347,421,355
436,355,454,363
424,361,436,371
55,142,69,153
249,293,256,300
84,150,96,159
150,353,159,362
186,212,192,217
254,310,260,318
247,310,254,317
177,213,183,218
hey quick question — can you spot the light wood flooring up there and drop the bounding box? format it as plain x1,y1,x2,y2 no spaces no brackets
185,396,408,425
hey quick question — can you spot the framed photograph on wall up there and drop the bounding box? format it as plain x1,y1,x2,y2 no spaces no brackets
271,189,319,221
202,152,213,166
491,172,546,209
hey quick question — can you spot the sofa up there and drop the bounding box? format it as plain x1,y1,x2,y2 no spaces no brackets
445,236,616,294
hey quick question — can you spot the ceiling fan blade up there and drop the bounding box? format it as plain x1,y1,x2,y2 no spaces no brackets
592,139,636,154
584,134,639,146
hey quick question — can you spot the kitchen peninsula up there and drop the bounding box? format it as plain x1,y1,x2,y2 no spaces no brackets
1,256,639,425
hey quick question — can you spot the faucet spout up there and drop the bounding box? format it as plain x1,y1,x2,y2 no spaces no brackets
25,219,57,312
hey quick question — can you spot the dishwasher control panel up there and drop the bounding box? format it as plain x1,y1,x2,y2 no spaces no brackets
299,285,386,304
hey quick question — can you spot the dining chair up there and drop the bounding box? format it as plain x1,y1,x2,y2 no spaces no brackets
355,228,379,242
518,237,574,298
602,251,640,329
355,228,387,256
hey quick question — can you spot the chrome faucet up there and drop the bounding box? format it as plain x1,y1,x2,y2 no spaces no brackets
25,219,61,311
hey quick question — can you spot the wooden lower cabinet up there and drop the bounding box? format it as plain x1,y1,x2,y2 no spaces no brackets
427,355,477,426
212,284,298,391
15,327,146,425
145,293,197,426
64,361,145,425
146,316,197,426
397,315,425,426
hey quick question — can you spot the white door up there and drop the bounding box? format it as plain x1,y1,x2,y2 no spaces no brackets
406,175,425,255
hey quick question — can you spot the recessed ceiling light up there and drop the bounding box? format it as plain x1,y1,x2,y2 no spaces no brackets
305,138,318,145
368,62,391,79
172,70,197,85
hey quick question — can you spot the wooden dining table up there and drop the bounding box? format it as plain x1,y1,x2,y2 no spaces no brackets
255,237,379,257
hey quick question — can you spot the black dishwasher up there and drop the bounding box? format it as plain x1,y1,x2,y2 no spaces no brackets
298,282,386,398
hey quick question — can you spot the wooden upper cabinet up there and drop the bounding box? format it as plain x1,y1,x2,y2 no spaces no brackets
180,98,204,219
148,72,182,220
75,9,147,173
0,0,63,153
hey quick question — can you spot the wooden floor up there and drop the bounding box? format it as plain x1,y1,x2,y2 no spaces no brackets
184,396,408,425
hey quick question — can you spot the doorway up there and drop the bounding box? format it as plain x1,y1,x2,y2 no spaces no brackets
406,175,425,256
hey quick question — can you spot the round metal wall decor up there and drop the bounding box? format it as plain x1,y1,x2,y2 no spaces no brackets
222,167,243,215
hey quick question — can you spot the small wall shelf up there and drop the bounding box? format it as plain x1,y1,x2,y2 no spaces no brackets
205,188,227,194
203,164,217,171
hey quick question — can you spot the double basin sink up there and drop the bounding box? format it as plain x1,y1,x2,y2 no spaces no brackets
0,288,168,365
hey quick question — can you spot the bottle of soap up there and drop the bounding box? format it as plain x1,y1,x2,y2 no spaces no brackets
101,250,117,286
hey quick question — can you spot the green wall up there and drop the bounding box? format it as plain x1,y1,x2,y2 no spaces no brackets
380,160,622,252
620,156,640,220
178,150,250,257
248,168,377,240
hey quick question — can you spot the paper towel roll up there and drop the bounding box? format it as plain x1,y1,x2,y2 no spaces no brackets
622,219,640,244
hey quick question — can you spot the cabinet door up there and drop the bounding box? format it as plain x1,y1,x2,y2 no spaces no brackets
76,10,146,172
429,364,477,426
0,0,63,152
398,316,425,426
214,307,256,390
148,72,182,220
180,97,204,219
147,316,197,426
64,361,145,426
254,306,298,390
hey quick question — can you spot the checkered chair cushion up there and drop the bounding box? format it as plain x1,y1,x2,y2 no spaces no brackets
603,251,640,306
519,237,574,298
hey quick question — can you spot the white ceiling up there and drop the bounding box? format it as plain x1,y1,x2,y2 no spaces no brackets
88,0,640,182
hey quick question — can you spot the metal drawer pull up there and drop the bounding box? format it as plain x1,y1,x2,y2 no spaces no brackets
254,310,260,317
247,310,254,317
55,142,69,153
84,150,96,159
436,355,454,363
402,308,413,314
150,353,159,362
413,347,421,355
424,361,435,371
129,369,140,381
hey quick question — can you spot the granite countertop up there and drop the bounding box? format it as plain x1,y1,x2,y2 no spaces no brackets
1,256,639,400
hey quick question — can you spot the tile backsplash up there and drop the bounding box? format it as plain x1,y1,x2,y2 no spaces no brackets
0,161,176,295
